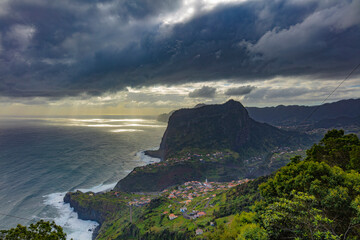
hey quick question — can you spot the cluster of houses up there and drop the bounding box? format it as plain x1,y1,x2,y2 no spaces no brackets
161,178,250,227
132,151,236,175
184,210,207,220
166,151,232,164
163,209,207,220
112,192,153,207
128,196,152,207
271,146,291,153
163,179,249,202
270,148,304,162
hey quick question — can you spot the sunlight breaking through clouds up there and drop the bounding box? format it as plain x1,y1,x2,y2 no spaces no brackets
0,0,359,115
160,0,248,25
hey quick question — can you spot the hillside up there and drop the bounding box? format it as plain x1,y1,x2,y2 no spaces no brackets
157,99,360,128
65,130,360,240
115,100,311,192
150,100,309,160
247,98,360,126
314,115,360,128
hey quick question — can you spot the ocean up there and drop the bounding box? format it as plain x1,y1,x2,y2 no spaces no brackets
0,116,166,239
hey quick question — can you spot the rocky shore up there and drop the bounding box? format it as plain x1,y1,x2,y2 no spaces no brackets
63,100,313,239
64,192,106,240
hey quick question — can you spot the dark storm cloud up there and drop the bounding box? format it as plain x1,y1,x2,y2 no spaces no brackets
188,86,216,98
0,0,359,98
225,85,256,96
244,87,310,101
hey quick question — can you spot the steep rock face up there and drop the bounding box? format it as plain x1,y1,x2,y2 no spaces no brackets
64,191,129,239
64,192,106,224
116,100,311,192
151,100,305,160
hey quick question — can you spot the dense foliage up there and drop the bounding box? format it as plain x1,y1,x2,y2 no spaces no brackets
213,175,270,218
257,130,360,239
205,130,360,240
0,220,68,240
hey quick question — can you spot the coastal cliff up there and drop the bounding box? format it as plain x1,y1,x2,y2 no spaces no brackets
64,130,360,240
115,100,311,192
64,190,138,239
148,100,308,160
64,191,108,224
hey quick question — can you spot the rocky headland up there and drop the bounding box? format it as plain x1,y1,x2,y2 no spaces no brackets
64,100,313,239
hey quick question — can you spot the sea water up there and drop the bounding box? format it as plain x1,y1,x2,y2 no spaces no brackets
0,116,166,239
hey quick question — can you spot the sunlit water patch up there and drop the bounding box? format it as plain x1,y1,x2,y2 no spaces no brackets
0,116,165,239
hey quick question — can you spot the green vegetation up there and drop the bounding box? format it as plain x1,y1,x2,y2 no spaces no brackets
258,129,360,239
116,100,314,193
115,150,248,192
0,220,68,240
67,129,360,239
267,149,306,171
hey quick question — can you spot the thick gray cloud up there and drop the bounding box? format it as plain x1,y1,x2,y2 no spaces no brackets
244,87,310,102
188,86,216,98
225,85,256,96
0,0,359,99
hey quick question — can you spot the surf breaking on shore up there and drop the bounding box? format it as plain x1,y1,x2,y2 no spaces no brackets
43,150,160,240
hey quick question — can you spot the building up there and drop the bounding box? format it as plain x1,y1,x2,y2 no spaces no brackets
197,211,206,217
196,229,203,235
169,214,178,220
180,207,187,213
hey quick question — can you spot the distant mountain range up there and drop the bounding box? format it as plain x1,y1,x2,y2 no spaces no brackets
247,98,360,126
158,99,360,129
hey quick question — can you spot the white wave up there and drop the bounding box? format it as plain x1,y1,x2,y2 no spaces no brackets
76,182,117,193
43,183,117,240
43,192,98,240
43,151,159,240
136,149,161,165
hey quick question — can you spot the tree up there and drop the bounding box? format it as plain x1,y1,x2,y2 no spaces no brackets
305,129,360,171
0,220,68,240
258,130,360,239
261,191,338,240
209,212,268,240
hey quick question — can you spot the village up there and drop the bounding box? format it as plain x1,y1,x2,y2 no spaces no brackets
106,148,303,236
107,177,250,235
162,179,249,221
133,151,233,174
134,148,304,175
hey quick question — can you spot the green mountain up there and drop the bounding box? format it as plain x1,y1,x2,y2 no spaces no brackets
150,100,309,160
63,130,360,240
115,100,311,192
247,98,360,126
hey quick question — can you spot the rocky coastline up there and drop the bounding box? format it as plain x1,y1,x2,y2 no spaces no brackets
63,192,105,240
62,100,313,239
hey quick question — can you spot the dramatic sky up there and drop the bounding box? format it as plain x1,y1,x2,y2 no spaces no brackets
0,0,359,115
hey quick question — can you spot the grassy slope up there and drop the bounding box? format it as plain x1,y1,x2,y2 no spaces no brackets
69,176,265,239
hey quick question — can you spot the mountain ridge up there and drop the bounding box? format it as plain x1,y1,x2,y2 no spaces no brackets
247,98,360,126
150,100,309,160
116,100,311,192
157,99,360,128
